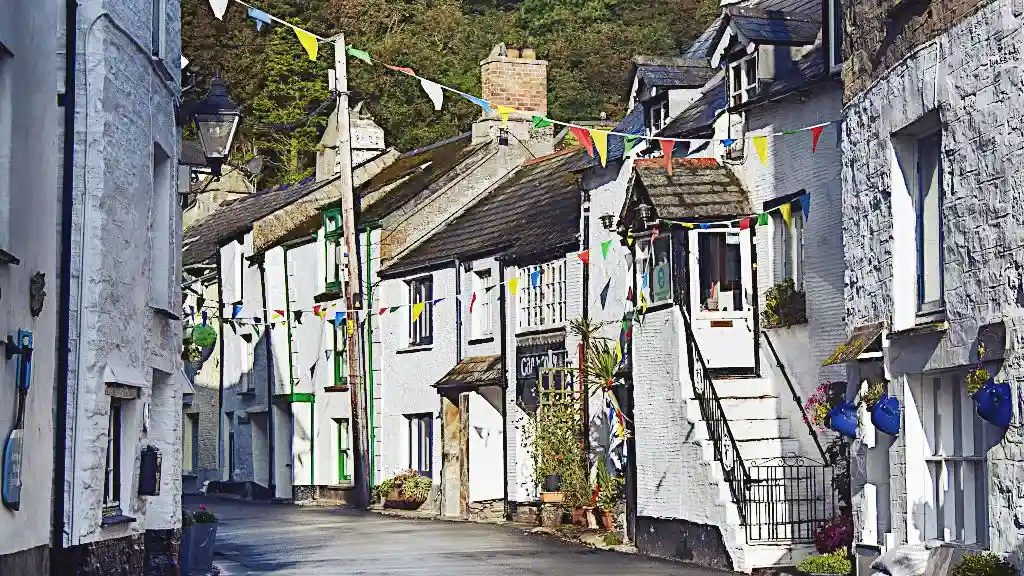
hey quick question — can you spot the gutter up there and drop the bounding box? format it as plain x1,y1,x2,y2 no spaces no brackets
498,262,510,520
217,256,226,480
52,0,78,553
259,260,275,496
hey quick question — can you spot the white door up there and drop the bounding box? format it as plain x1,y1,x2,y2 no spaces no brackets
688,228,755,370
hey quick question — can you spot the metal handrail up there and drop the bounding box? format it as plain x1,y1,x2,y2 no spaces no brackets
679,305,751,522
761,331,829,463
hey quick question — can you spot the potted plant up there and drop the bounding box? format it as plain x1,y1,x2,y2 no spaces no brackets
593,458,623,530
179,508,194,573
374,470,432,510
188,505,218,572
967,365,1011,428
813,514,853,554
797,550,852,575
953,552,1015,576
805,382,857,439
861,380,901,436
761,278,807,329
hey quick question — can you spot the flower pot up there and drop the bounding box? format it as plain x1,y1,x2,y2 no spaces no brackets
973,379,1012,428
598,509,614,531
870,394,901,436
384,489,426,510
542,474,562,493
827,400,858,439
540,506,562,528
179,526,193,573
188,523,218,571
539,491,564,504
571,508,588,526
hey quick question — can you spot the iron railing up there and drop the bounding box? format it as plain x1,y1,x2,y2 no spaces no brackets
679,306,751,523
745,456,837,543
762,331,829,463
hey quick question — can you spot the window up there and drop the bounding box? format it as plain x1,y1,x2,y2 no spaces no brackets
776,208,805,290
518,259,567,331
151,0,165,57
149,145,172,308
637,235,672,304
916,132,943,313
332,321,348,387
648,99,669,135
827,0,844,73
183,413,199,473
239,332,255,392
729,54,758,107
697,232,743,312
471,269,494,339
0,46,13,251
226,414,236,480
408,276,433,346
917,373,988,545
103,400,123,512
335,418,351,483
323,208,343,293
406,414,433,477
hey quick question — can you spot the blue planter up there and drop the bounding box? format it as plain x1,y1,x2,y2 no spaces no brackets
973,379,1012,429
827,400,858,439
187,523,218,572
870,394,901,436
179,527,193,574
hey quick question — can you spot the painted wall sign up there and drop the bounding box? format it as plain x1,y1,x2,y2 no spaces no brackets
516,339,567,413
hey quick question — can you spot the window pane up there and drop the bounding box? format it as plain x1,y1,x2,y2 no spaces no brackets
918,132,942,305
698,233,742,311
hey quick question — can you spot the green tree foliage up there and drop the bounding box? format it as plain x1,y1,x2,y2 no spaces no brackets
181,0,717,187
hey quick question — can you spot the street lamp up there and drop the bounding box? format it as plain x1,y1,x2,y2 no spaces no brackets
192,74,240,177
636,202,653,227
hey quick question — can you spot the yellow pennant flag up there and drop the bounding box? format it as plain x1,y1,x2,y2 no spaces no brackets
347,319,355,337
779,202,792,229
590,130,609,167
411,302,425,323
639,292,647,314
294,27,319,60
615,340,622,362
753,136,768,165
508,277,520,295
680,222,694,229
497,105,516,125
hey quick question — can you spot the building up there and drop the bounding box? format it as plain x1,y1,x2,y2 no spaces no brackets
0,1,61,574
838,0,1024,569
51,0,187,573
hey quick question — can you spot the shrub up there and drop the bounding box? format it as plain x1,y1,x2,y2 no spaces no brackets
814,515,853,554
602,531,624,546
797,550,852,574
966,367,991,395
373,470,432,502
953,553,1015,576
860,381,886,409
762,279,807,329
192,505,217,524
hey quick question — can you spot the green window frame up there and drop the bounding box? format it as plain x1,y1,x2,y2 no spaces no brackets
332,322,348,388
323,207,343,292
335,418,351,483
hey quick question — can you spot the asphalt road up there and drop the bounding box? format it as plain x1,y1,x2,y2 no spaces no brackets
186,496,733,576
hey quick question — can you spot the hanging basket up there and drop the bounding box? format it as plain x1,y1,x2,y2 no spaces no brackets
973,378,1012,429
870,394,901,436
191,324,217,348
827,400,858,439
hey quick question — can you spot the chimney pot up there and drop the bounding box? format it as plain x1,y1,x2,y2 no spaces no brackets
507,47,521,58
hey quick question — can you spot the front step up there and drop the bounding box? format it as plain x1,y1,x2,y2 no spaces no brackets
741,543,817,573
719,396,781,418
735,438,801,461
713,377,774,398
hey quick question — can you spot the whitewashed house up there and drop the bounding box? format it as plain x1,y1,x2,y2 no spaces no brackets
837,0,1024,570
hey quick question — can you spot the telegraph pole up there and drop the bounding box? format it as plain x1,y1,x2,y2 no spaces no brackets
333,35,370,507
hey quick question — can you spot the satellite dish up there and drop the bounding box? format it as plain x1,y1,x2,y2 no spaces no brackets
246,156,264,176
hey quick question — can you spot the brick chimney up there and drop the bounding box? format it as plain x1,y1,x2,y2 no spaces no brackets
480,43,548,114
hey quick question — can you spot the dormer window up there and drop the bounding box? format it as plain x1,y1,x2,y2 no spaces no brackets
826,0,844,73
648,99,669,135
729,54,758,107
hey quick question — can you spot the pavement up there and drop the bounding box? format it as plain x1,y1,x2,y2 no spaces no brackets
185,496,734,575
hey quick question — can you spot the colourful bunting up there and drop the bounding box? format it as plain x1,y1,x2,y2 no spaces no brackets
753,136,768,165
334,311,346,326
497,105,516,124
700,223,711,230
247,7,272,31
601,239,612,260
347,319,355,337
232,303,243,318
385,64,415,76
378,307,387,316
578,250,591,265
294,27,319,60
209,0,228,19
810,125,824,153
508,277,520,295
801,193,810,219
623,135,640,158
569,127,595,158
457,91,492,114
469,292,477,313
721,138,736,148
313,305,324,318
615,341,622,362
273,309,285,319
757,212,769,226
659,139,675,174
202,310,208,325
431,298,443,306
780,202,792,229
389,306,401,313
347,46,372,65
293,310,303,324
532,115,553,129
411,302,425,322
739,217,751,231
531,269,542,288
591,130,609,167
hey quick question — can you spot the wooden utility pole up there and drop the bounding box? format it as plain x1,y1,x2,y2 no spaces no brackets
333,35,370,507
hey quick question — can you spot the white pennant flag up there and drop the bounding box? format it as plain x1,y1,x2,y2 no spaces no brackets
420,79,444,111
209,0,229,19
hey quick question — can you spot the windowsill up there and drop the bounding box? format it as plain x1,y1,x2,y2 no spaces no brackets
237,389,257,396
314,289,343,304
183,473,197,479
149,304,180,320
324,385,349,393
468,336,495,345
891,319,948,339
101,510,136,527
397,344,433,354
645,301,674,314
0,248,20,266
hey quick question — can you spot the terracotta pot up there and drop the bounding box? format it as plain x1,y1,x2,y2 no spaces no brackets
571,508,588,526
384,489,425,510
598,509,614,530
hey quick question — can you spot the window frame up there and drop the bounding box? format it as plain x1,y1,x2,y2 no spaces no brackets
517,259,567,332
0,45,13,252
915,130,944,314
332,321,348,387
638,235,673,305
151,0,166,58
335,418,351,483
471,269,494,339
826,0,843,74
728,53,759,107
406,413,433,478
184,412,199,473
408,276,434,347
103,400,123,512
775,208,805,290
647,98,669,135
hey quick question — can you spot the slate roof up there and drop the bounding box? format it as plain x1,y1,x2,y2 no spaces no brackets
733,43,828,110
684,16,725,59
360,132,485,222
660,73,727,138
630,55,717,97
433,355,503,393
579,104,645,169
382,148,588,277
633,157,751,220
728,7,821,45
182,175,334,267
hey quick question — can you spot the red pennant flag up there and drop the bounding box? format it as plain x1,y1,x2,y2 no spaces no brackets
739,217,751,231
385,64,416,76
378,307,387,316
651,226,660,241
660,140,675,174
626,286,634,301
569,126,596,158
312,305,322,317
274,309,285,317
811,125,824,153
577,250,591,265
469,292,478,313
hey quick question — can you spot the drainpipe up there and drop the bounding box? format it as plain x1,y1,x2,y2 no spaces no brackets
454,258,463,363
498,261,510,520
217,257,225,480
52,0,78,553
579,182,591,457
259,260,275,497
364,225,379,489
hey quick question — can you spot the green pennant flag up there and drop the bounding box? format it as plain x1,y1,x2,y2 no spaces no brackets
782,129,798,135
346,46,372,65
601,239,612,260
389,306,401,313
623,135,639,157
532,115,553,129
757,212,769,226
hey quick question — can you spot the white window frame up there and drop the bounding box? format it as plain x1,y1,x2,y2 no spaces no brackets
915,131,944,315
471,269,494,339
728,54,758,107
151,0,166,58
149,144,173,310
103,399,123,511
827,0,843,73
517,259,567,332
239,330,256,392
775,208,805,290
0,45,12,252
648,99,669,135
406,413,433,478
408,276,433,347
637,235,673,305
916,372,989,546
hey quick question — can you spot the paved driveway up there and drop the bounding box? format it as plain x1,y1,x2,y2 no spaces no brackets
187,497,733,575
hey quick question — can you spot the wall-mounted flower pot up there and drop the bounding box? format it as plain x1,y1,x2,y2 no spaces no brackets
187,523,218,571
973,379,1012,428
539,491,564,504
543,474,562,493
827,400,858,439
870,394,901,436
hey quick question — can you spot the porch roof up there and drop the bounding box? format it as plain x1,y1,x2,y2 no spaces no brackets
433,355,504,394
633,157,751,221
822,322,884,366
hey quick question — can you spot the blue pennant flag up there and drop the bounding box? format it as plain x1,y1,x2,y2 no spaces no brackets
642,272,649,290
232,303,243,319
247,7,272,31
700,223,711,230
334,311,346,326
801,192,810,220
431,298,443,306
201,310,208,325
721,138,736,148
189,306,195,321
455,90,492,115
531,269,541,288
